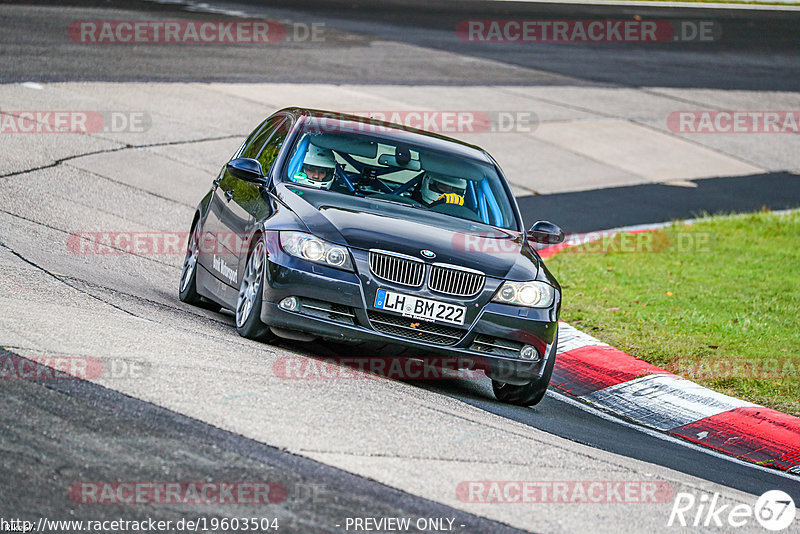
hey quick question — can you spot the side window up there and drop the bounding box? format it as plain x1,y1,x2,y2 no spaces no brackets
220,117,284,213
241,116,285,160
219,116,291,220
256,119,290,173
235,118,271,159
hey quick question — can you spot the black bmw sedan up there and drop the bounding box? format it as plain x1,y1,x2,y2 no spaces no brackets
179,108,564,405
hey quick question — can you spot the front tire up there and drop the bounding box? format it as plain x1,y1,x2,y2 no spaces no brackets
235,237,275,341
492,336,557,406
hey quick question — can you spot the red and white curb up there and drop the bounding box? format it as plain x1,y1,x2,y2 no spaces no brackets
552,323,800,473
541,217,800,474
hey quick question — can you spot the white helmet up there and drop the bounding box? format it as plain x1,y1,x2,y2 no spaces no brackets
421,173,467,205
293,143,336,189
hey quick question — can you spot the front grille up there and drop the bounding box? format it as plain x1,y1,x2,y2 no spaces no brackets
299,298,355,325
367,311,464,345
429,265,485,297
470,335,523,358
369,250,425,287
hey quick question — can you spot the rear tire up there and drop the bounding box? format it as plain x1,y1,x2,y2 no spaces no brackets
179,219,221,312
492,336,557,406
235,237,275,342
179,221,203,305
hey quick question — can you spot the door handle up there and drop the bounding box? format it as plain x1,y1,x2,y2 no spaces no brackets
224,190,234,202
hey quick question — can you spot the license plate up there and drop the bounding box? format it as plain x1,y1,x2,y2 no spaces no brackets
374,289,466,326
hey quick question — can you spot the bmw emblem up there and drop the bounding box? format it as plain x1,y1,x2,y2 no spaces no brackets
420,249,436,259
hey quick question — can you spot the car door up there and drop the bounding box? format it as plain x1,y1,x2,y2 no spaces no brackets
199,115,289,305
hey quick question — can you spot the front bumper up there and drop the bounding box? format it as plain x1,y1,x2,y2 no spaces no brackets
260,234,559,384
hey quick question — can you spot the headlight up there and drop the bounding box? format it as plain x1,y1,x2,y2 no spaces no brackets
279,231,353,271
492,281,557,308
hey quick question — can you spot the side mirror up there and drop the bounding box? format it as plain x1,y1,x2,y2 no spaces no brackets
226,158,266,185
527,220,565,244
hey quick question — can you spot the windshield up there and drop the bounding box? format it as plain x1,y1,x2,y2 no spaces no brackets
281,119,519,230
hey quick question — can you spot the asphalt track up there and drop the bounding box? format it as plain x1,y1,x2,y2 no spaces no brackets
1,1,800,533
1,347,524,534
2,0,800,89
518,171,800,232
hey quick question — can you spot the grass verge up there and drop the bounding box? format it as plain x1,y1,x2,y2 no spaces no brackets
547,209,800,416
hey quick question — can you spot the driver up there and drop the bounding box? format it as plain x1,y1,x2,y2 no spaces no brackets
420,172,467,206
292,144,336,189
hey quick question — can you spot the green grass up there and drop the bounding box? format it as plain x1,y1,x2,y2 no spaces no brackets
547,210,800,416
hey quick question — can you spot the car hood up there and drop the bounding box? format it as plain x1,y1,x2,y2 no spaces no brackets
275,183,540,280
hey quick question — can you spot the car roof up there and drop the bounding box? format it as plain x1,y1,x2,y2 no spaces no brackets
278,107,495,165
